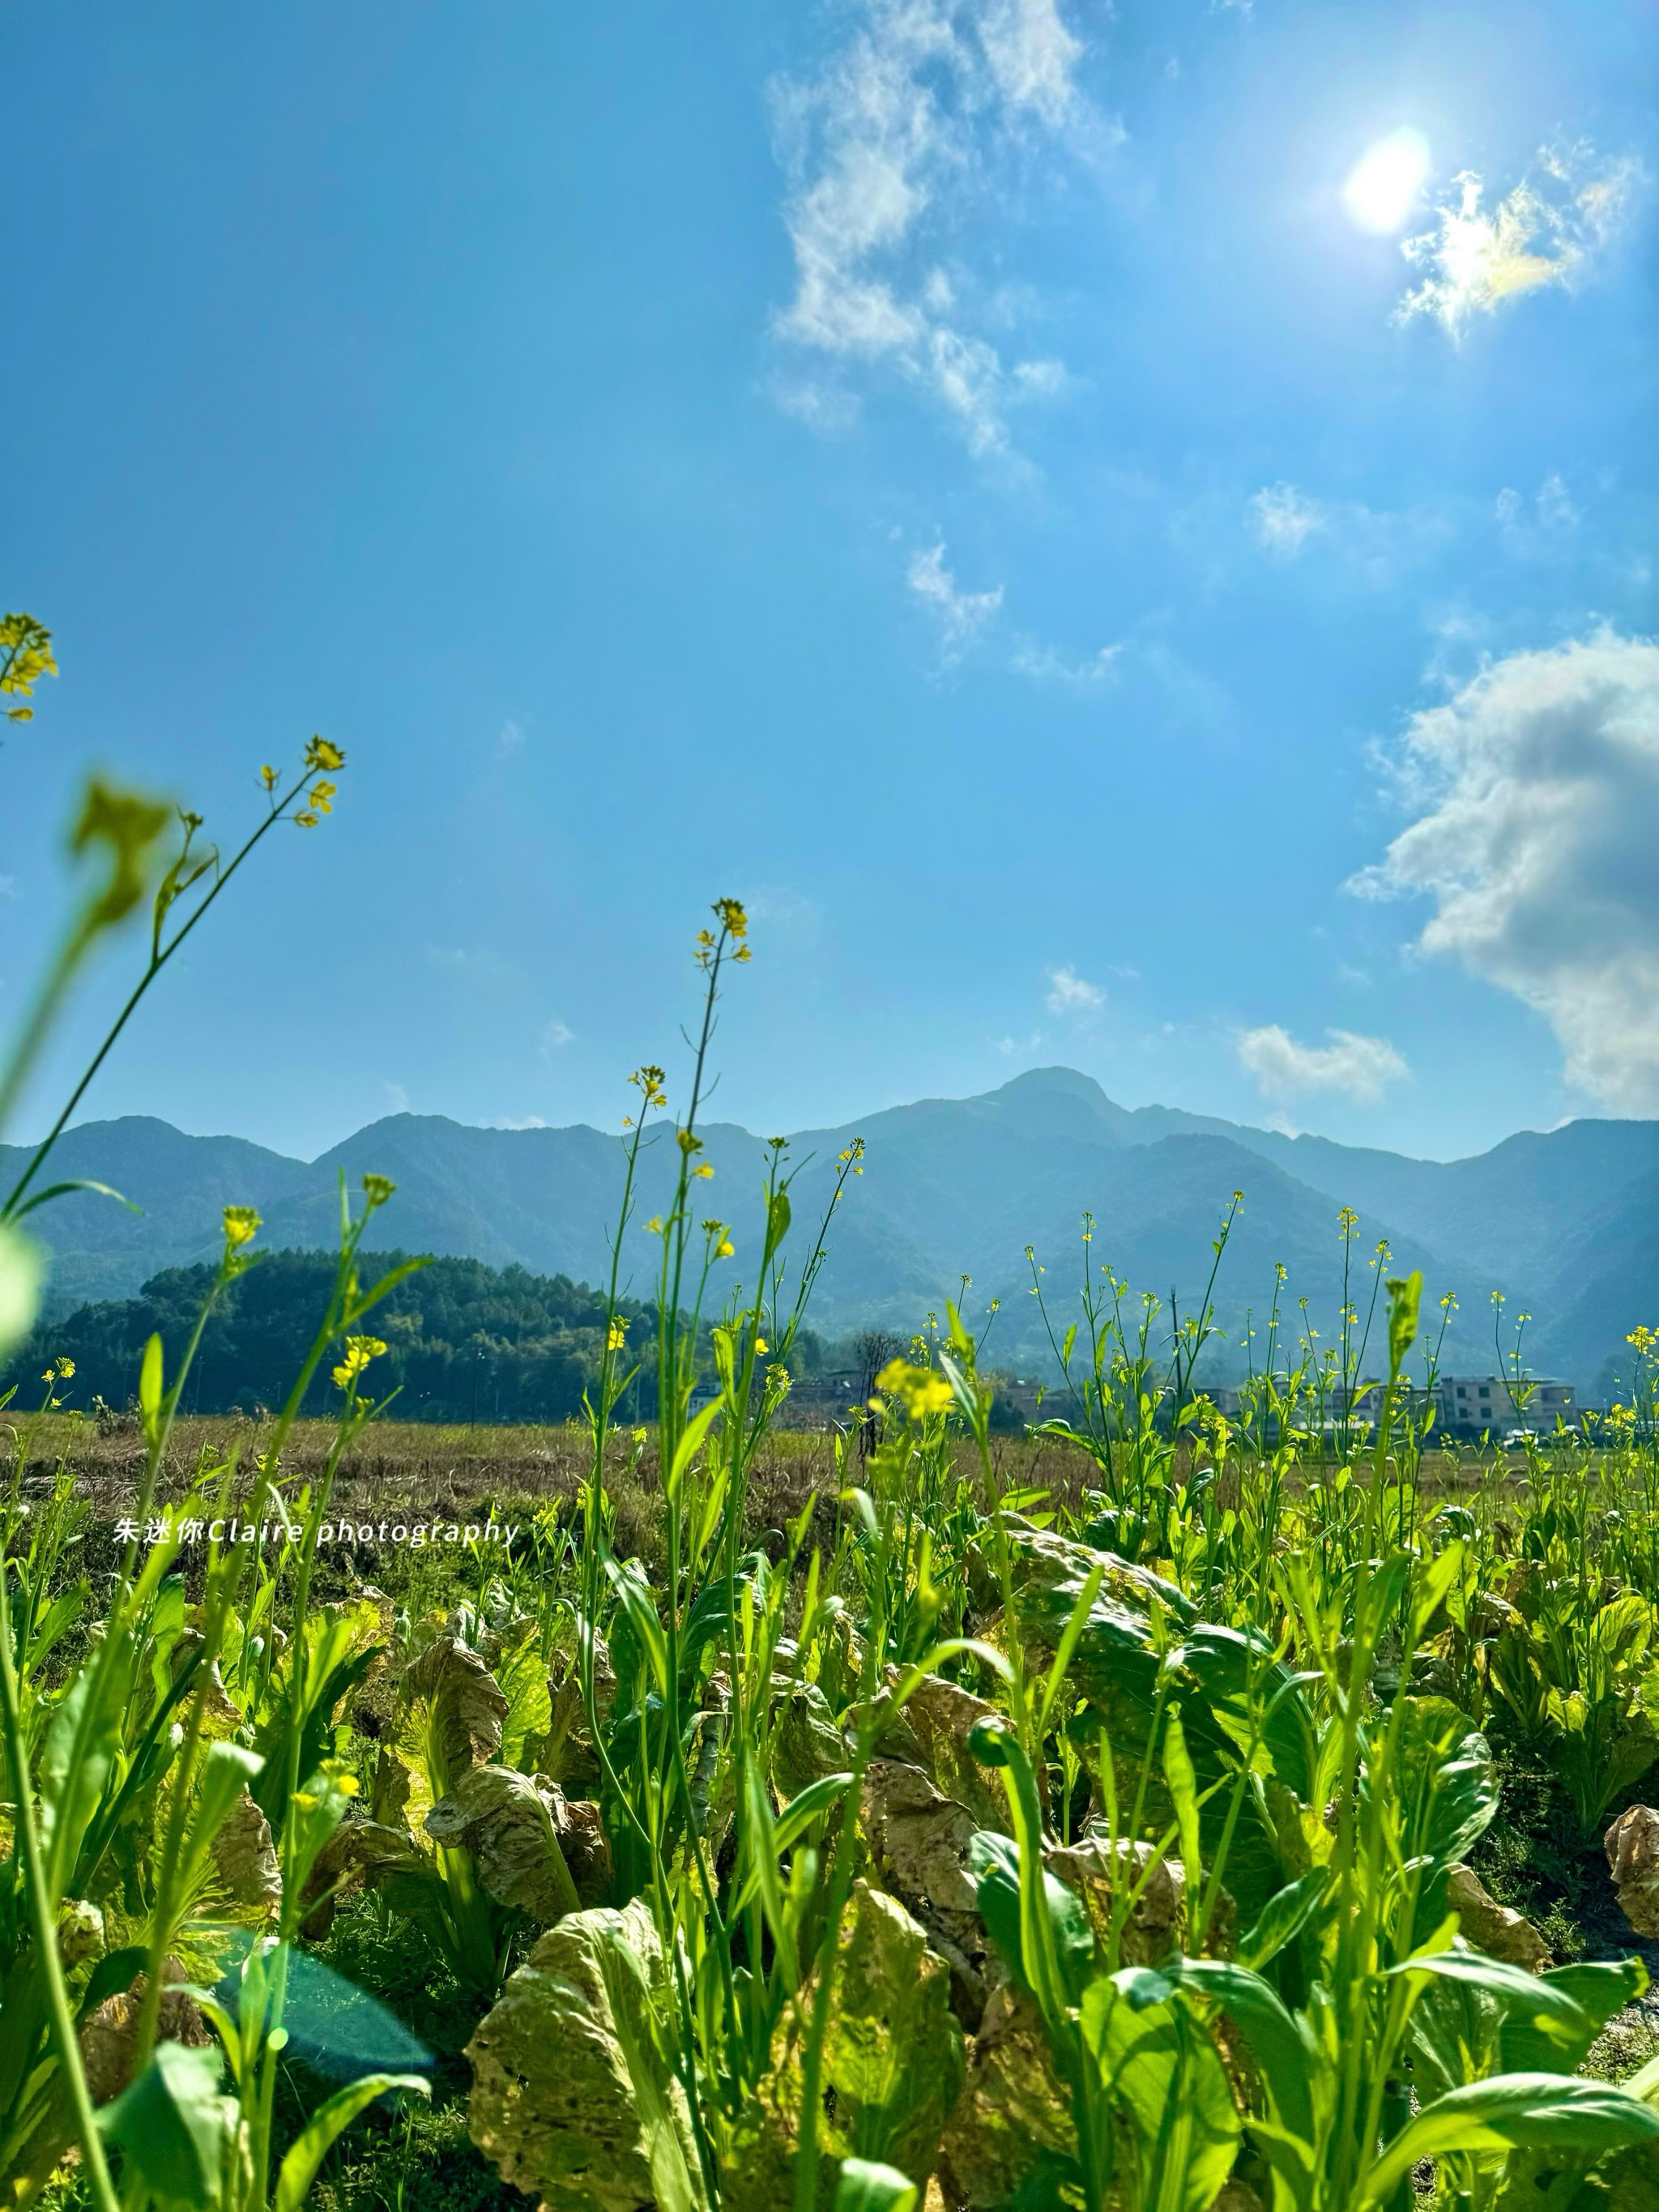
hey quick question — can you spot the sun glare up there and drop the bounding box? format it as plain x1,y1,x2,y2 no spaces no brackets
1341,128,1431,233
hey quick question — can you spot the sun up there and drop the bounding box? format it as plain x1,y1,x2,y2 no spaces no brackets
1341,129,1431,233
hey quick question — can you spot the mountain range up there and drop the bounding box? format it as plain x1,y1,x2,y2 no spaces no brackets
6,1068,1657,1394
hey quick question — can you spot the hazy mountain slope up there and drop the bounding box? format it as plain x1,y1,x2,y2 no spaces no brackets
972,1134,1481,1377
1528,1164,1659,1391
0,1118,310,1309
10,1070,1654,1386
1162,1117,1659,1288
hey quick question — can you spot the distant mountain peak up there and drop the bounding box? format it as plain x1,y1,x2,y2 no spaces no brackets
993,1065,1117,1104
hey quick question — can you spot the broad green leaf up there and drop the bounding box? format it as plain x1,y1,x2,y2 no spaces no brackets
1084,1979,1239,2212
1411,1538,1466,1642
1500,1959,1647,2075
96,2039,233,2210
274,2071,429,2212
970,1831,1095,2008
497,1628,554,1768
467,1897,708,2212
1380,1697,1499,1882
833,2159,916,2212
1158,1955,1317,2149
666,1398,722,1501
766,1189,791,1253
1239,1868,1328,1971
604,1559,670,1698
1359,2074,1659,2206
40,1661,125,1900
773,1770,855,1855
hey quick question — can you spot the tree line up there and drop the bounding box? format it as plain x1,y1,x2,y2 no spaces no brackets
4,1249,828,1424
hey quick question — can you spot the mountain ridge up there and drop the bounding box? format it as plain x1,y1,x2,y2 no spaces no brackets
5,1069,1654,1392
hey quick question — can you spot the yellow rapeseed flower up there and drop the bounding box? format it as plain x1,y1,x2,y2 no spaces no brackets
260,764,279,792
294,811,319,829
362,1172,396,1208
332,1333,388,1390
223,1205,261,1251
874,1358,953,1419
305,736,346,772
308,780,336,813
717,1237,735,1260
607,1317,628,1352
693,1162,714,1180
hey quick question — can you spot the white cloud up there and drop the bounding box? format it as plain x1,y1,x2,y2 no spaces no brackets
497,716,527,757
770,0,1090,451
1350,630,1659,1112
907,540,1004,658
1537,473,1580,531
0,877,18,900
907,539,1120,681
495,1115,550,1130
741,885,821,931
539,1019,575,1058
384,1082,411,1114
1238,1025,1409,1103
1250,483,1325,557
1009,637,1121,684
1046,963,1104,1014
1397,142,1642,338
1496,472,1581,554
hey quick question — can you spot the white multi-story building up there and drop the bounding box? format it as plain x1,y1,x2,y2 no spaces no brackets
1434,1374,1574,1436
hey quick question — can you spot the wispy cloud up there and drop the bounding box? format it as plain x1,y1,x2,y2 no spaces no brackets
1249,483,1325,557
740,885,821,933
495,1114,549,1130
907,536,1119,681
1350,630,1659,1112
1495,472,1580,552
539,1019,575,1058
907,540,1004,659
497,716,527,758
383,1082,411,1115
770,0,1095,451
1046,963,1105,1014
1238,1024,1409,1103
1397,142,1642,338
1009,638,1121,685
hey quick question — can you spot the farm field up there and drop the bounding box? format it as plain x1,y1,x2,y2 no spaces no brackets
7,905,1659,2212
11,1129,1659,2211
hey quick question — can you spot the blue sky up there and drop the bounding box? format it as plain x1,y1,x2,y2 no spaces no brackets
3,0,1655,1164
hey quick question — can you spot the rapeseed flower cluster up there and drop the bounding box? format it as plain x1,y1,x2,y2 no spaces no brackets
222,1205,261,1252
873,1357,953,1419
333,1334,388,1391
